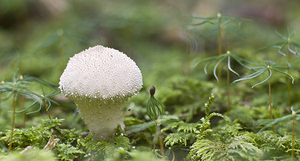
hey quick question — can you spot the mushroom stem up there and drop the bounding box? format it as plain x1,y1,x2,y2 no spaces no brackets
75,98,125,139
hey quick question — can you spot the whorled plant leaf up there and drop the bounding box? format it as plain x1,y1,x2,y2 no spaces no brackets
233,62,295,88
273,45,287,56
233,69,266,83
228,56,239,76
146,96,164,121
194,51,254,82
191,13,250,27
271,30,300,56
272,68,295,84
259,109,300,132
251,69,272,88
1,74,59,115
213,58,224,82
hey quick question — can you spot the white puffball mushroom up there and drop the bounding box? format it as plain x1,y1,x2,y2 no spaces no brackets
59,45,143,139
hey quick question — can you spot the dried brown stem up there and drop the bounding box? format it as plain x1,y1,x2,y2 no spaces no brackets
43,99,52,120
21,96,25,128
227,65,231,112
217,16,223,86
287,48,291,108
267,69,274,132
159,131,165,157
291,117,295,161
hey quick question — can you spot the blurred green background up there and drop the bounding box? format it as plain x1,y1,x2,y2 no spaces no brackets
1,0,300,84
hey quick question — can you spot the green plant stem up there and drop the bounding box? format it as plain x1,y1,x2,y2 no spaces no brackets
155,121,164,158
291,117,295,161
152,121,164,158
227,65,230,112
288,76,291,107
287,49,291,108
9,93,17,152
159,130,165,157
287,48,293,161
19,75,25,128
43,99,52,120
268,70,274,132
217,18,223,86
58,35,65,72
171,150,175,161
218,19,223,57
21,95,25,128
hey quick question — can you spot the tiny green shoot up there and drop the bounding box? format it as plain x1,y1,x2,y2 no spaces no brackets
234,61,295,131
194,50,251,112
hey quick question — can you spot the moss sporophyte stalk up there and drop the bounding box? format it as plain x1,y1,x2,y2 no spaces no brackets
146,85,165,157
234,61,295,132
271,30,300,111
192,13,248,86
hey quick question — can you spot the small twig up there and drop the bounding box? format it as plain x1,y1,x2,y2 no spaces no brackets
80,132,90,138
43,135,60,151
20,146,33,154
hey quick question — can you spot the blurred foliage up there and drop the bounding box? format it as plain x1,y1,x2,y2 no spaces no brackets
0,149,56,161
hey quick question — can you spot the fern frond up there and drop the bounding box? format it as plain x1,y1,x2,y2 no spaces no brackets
163,112,222,147
255,131,300,155
188,133,261,161
165,133,196,146
188,139,219,161
177,123,200,133
161,121,183,133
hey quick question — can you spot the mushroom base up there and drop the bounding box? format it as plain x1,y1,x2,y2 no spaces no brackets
75,98,125,139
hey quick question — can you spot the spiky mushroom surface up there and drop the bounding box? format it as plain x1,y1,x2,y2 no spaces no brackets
59,45,143,139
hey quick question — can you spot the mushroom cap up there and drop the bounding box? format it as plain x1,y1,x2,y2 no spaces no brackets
59,45,143,100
